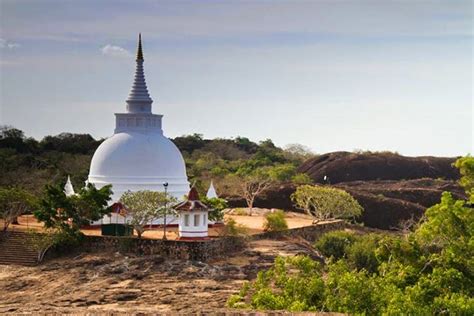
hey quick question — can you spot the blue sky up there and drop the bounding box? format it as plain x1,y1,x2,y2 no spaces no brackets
0,0,472,156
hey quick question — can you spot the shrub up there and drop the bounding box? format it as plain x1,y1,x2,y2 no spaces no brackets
263,210,288,232
233,208,249,216
323,260,379,314
314,230,355,260
291,173,313,184
220,218,249,236
346,234,381,274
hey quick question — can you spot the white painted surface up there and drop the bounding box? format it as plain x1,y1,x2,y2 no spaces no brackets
88,36,189,201
64,175,76,197
178,211,209,238
206,180,218,199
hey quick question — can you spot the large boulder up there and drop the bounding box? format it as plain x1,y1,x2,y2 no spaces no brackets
225,178,465,230
298,151,459,184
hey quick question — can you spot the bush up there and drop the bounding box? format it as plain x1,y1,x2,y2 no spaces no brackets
263,210,288,232
233,208,249,216
220,218,249,236
314,230,355,260
346,234,381,274
291,173,313,184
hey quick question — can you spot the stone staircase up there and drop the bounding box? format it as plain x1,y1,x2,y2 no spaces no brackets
0,231,39,266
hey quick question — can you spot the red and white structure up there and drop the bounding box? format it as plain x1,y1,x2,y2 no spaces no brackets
174,187,209,240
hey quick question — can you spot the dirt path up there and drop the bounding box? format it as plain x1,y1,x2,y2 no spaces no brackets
0,237,323,314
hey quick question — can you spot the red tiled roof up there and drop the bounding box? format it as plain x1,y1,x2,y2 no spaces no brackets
173,187,208,212
188,187,200,201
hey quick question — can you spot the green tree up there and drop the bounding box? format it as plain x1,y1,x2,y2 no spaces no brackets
454,156,474,202
0,187,37,231
34,183,113,235
291,185,363,223
314,230,355,260
267,164,297,182
120,190,177,239
201,196,227,222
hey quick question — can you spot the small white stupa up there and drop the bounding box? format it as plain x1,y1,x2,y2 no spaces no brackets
88,34,189,201
64,175,76,197
206,180,218,199
174,187,209,240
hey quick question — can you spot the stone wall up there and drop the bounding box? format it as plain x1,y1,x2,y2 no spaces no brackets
80,236,246,262
77,221,347,261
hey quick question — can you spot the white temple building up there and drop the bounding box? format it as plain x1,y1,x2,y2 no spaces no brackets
175,187,210,240
88,34,189,202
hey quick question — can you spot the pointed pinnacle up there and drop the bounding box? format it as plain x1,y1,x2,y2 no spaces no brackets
136,33,144,61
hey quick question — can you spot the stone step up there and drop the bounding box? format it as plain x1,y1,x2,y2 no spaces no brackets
0,262,38,266
0,260,38,264
0,249,38,253
0,253,37,257
0,257,38,261
0,231,40,266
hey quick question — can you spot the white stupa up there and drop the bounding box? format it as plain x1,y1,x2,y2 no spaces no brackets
206,180,218,199
64,175,76,197
88,34,189,201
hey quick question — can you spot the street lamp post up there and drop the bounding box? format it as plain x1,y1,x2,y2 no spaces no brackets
163,182,169,240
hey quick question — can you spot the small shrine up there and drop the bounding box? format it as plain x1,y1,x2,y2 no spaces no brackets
174,187,209,240
206,180,218,199
63,175,76,197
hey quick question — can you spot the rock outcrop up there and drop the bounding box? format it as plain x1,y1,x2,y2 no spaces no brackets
227,152,464,230
298,151,459,184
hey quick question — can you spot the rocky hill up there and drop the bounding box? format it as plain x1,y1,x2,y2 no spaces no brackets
298,151,459,184
228,152,464,230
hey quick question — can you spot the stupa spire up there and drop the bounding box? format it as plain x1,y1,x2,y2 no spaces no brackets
126,33,153,113
136,33,144,61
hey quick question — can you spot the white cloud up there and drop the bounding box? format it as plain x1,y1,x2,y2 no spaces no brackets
101,44,130,57
0,38,20,49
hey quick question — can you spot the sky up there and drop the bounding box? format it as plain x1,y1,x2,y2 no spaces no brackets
0,0,472,157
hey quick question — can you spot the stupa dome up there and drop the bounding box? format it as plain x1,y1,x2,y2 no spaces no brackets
88,34,189,200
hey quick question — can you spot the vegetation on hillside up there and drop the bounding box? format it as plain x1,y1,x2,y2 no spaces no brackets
227,156,474,313
0,127,313,198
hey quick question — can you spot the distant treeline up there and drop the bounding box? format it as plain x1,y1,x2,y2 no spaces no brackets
0,126,314,195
